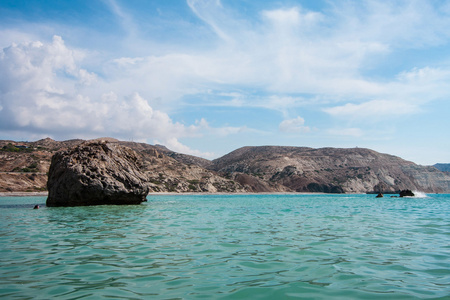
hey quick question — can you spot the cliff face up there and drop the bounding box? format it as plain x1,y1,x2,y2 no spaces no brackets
1,138,449,194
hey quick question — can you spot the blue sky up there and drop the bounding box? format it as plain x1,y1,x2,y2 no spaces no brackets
1,0,450,165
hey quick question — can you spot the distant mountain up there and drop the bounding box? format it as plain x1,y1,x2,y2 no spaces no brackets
208,146,450,193
1,138,450,194
434,163,450,172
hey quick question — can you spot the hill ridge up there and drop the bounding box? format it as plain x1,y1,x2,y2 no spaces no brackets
1,138,449,194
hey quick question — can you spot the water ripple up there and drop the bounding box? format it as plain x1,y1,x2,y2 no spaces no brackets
0,194,449,299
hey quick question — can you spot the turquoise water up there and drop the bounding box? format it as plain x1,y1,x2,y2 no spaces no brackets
0,194,449,299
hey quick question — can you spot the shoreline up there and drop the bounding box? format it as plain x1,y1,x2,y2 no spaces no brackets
148,192,334,196
2,191,432,197
0,191,352,197
0,191,49,197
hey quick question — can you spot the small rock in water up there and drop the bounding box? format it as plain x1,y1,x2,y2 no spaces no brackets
46,141,149,207
376,193,383,198
399,189,415,197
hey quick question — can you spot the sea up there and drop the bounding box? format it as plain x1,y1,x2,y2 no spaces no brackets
0,193,449,299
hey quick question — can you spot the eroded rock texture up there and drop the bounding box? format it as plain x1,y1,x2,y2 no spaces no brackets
46,141,149,207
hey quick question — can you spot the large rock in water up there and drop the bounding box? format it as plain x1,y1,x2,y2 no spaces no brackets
46,141,149,207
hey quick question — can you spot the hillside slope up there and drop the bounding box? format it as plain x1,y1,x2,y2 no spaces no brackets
1,139,449,193
0,138,244,193
209,146,450,193
434,163,450,173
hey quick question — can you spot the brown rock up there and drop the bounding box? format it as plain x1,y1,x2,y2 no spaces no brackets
46,141,149,207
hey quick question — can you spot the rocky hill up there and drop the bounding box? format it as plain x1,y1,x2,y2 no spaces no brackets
209,146,450,193
0,138,244,193
434,163,450,173
1,138,449,194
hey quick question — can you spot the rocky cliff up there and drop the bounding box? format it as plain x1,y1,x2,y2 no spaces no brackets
1,138,449,194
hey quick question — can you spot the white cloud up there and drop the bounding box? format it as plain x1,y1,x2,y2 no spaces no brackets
2,0,450,162
156,137,215,158
0,36,206,151
105,0,139,39
262,7,323,29
61,0,450,116
279,116,310,133
324,99,419,119
194,118,251,137
324,100,419,120
195,93,310,118
184,0,450,106
148,2,379,97
324,65,450,120
394,67,450,101
327,127,364,138
0,35,265,157
187,0,238,44
110,1,449,111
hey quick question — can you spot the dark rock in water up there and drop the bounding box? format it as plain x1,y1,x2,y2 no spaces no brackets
376,193,383,198
46,141,149,207
399,189,415,197
306,182,344,193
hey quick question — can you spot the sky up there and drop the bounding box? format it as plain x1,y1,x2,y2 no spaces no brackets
1,0,450,165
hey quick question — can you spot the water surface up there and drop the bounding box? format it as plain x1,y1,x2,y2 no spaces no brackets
1,194,449,299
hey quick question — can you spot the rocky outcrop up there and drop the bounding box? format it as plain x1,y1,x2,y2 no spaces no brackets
399,189,415,197
46,142,149,206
